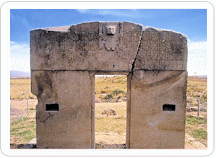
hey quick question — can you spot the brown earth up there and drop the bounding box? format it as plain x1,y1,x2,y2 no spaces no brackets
10,99,37,121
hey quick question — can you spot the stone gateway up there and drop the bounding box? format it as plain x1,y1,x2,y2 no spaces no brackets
30,22,188,149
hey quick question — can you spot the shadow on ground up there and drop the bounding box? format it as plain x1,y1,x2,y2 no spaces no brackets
10,144,126,149
95,143,126,149
10,144,37,149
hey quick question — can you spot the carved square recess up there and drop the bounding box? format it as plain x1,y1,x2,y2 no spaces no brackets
106,26,115,35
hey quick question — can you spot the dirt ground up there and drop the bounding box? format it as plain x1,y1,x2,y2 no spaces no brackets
10,99,37,121
10,99,207,149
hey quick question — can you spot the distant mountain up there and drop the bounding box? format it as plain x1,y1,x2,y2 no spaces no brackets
191,75,207,79
188,75,207,80
10,71,30,78
10,71,207,79
198,75,207,79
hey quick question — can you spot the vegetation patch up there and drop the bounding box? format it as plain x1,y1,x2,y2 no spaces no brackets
95,76,127,102
186,115,207,146
191,129,207,140
111,88,126,96
186,116,207,125
10,116,36,144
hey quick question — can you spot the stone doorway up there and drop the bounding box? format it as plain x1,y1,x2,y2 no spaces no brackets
94,75,127,149
31,21,187,149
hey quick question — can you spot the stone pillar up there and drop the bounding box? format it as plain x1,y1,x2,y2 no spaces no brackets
31,71,93,148
130,71,187,148
129,27,188,149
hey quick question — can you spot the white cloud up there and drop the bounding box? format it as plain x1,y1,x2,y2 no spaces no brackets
10,41,30,72
77,9,145,18
188,41,207,52
187,41,207,76
10,41,29,53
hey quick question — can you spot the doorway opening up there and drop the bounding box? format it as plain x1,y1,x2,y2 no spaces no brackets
94,75,127,149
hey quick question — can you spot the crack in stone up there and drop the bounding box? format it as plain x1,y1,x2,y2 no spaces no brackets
130,29,143,78
39,112,54,126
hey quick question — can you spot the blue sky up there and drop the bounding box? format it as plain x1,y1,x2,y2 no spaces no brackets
10,9,207,75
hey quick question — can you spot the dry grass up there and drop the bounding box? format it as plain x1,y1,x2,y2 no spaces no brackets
187,76,207,103
95,76,127,102
10,79,37,100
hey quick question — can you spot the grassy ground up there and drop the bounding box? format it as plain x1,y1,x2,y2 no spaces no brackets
186,114,207,146
95,102,126,146
10,76,207,148
10,79,37,100
187,76,207,105
95,76,127,102
10,116,36,144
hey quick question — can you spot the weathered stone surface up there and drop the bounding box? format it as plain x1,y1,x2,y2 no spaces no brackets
134,27,187,70
130,70,187,148
30,22,142,71
31,71,93,148
43,25,70,32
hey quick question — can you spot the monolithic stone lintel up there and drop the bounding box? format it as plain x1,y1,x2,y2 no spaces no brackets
30,22,187,72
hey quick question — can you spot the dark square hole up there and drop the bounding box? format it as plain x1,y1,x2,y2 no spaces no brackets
46,104,59,111
163,104,175,111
